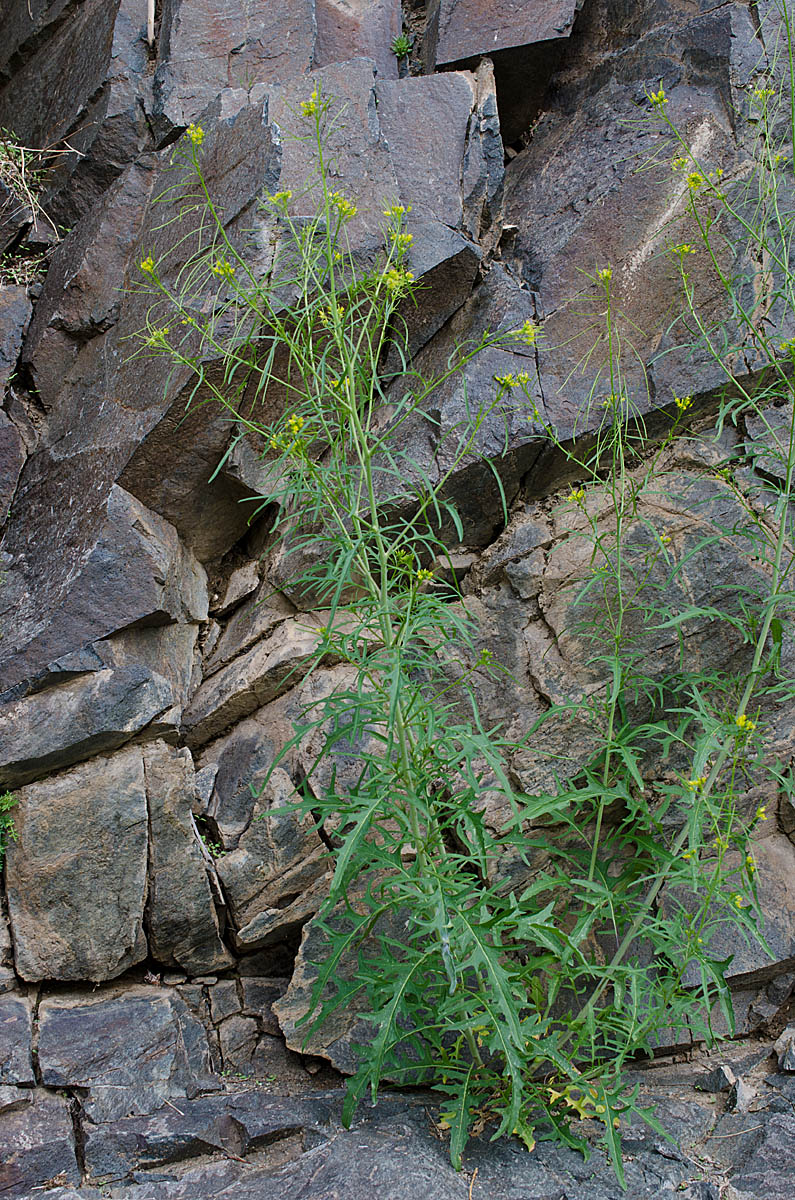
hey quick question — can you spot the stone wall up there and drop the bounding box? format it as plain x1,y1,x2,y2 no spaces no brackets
1,1,795,1196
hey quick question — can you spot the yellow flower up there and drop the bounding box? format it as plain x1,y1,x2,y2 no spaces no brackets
671,156,688,172
660,533,672,545
390,230,413,248
649,86,668,107
268,189,292,206
597,266,612,282
139,256,155,274
686,776,706,791
383,266,414,293
211,257,236,280
513,318,539,346
415,568,434,584
682,849,694,860
301,88,320,117
567,487,585,504
674,394,693,412
330,191,357,220
494,373,517,388
687,171,706,191
735,713,756,733
286,413,304,437
730,893,747,909
755,805,767,821
145,325,170,348
187,123,204,146
336,303,345,317
317,308,329,326
383,203,411,218
670,243,696,256
746,853,756,873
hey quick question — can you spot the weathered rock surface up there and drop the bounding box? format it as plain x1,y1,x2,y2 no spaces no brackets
82,1090,332,1184
0,1090,80,1198
0,485,207,697
5,746,149,981
215,768,330,951
38,986,217,1121
144,741,233,974
0,994,34,1084
0,623,199,788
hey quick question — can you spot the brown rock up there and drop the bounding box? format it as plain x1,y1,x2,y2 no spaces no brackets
152,0,316,134
315,0,401,79
143,741,233,975
183,616,326,747
0,1090,80,1198
0,286,31,391
214,768,330,951
0,995,34,1084
429,0,580,66
6,746,149,982
38,986,217,1121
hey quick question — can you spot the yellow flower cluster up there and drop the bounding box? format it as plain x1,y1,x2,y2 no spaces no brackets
301,88,320,118
139,256,155,274
187,123,204,146
735,713,756,733
597,266,612,282
415,568,434,584
383,266,414,293
383,203,411,219
674,394,693,412
390,230,413,249
670,243,696,257
686,776,706,791
145,326,170,348
513,318,539,346
267,190,292,206
649,86,668,107
330,191,357,220
567,486,585,504
730,893,747,909
756,804,767,821
286,413,304,437
494,371,530,389
211,257,236,280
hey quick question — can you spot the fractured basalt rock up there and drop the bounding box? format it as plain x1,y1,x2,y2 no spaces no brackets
143,740,233,974
5,745,149,982
38,985,217,1122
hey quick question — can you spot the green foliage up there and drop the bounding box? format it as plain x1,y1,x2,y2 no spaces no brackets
139,41,795,1183
390,33,413,59
0,791,17,868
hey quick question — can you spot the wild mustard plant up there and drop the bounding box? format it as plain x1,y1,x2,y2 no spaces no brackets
138,60,795,1183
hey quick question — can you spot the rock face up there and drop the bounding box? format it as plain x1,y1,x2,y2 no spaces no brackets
2,0,795,1196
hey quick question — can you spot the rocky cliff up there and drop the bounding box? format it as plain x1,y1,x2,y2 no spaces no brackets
1,1,795,1196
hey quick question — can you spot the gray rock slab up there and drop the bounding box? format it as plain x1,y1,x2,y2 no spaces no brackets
0,1089,80,1198
0,286,31,391
0,624,195,792
1,484,207,697
214,768,330,950
144,741,233,975
82,1091,332,1184
6,746,148,982
0,994,34,1084
315,0,401,79
183,618,325,747
0,409,26,521
152,0,315,134
38,986,217,1122
430,0,580,66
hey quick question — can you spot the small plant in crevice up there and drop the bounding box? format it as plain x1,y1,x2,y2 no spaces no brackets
390,33,413,59
137,53,795,1184
0,791,17,869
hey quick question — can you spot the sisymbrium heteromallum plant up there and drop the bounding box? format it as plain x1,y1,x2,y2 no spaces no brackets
136,72,794,1185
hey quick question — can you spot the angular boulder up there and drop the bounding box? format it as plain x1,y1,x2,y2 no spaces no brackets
5,746,149,981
